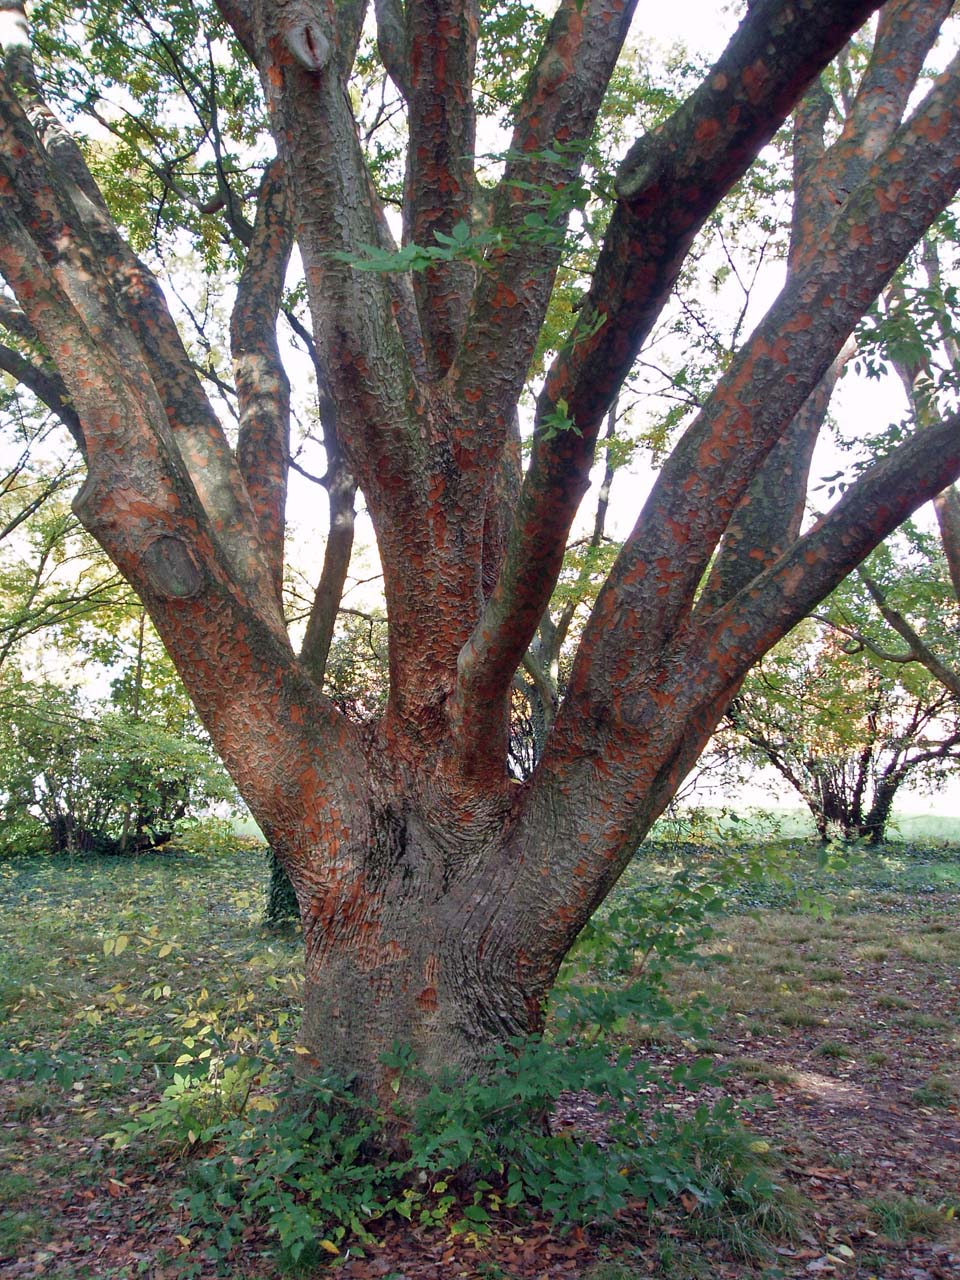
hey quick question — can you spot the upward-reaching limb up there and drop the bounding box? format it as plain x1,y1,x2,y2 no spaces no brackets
231,158,294,605
450,0,885,772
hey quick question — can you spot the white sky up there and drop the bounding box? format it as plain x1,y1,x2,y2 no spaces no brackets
640,0,743,60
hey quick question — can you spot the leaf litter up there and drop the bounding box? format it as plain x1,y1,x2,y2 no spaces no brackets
0,842,958,1279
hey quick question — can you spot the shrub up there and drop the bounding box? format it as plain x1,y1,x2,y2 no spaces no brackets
0,679,234,856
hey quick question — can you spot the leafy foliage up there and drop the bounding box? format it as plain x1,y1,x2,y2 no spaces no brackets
0,673,235,855
0,596,237,860
28,0,263,269
0,462,123,674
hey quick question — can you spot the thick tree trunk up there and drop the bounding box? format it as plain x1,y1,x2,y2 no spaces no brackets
290,780,553,1100
860,771,902,845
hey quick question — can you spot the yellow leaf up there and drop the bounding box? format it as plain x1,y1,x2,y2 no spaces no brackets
113,935,129,956
102,938,114,956
175,1236,191,1248
158,943,173,958
390,1077,401,1093
293,1045,312,1055
319,1240,339,1256
174,1054,194,1066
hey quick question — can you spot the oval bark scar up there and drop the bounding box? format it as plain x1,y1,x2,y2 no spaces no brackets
141,536,205,599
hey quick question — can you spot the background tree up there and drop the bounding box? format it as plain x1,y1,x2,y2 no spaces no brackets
0,399,123,671
0,393,236,856
0,633,236,856
3,0,960,1100
839,234,960,705
726,564,960,844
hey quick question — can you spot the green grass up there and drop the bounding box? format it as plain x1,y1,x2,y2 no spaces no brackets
777,1005,824,1028
891,813,960,843
911,1074,957,1109
899,1011,946,1030
876,993,910,1010
668,806,960,845
724,1057,800,1085
811,967,845,983
865,1193,955,1241
815,1040,852,1059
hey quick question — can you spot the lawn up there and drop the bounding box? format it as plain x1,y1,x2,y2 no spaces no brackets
0,833,957,1279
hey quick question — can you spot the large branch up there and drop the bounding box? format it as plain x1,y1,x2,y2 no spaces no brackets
791,0,954,274
552,0,884,427
0,103,364,853
403,0,478,377
239,0,425,516
0,69,282,622
374,0,408,93
452,0,885,756
703,2,946,608
701,411,960,696
451,0,641,411
336,0,369,76
788,76,832,271
231,158,294,603
215,137,369,654
698,347,849,611
572,54,960,696
2,10,285,612
934,484,960,600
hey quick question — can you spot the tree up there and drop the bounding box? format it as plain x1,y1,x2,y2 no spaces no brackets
3,0,960,1100
0,646,236,856
0,391,124,670
726,589,960,843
